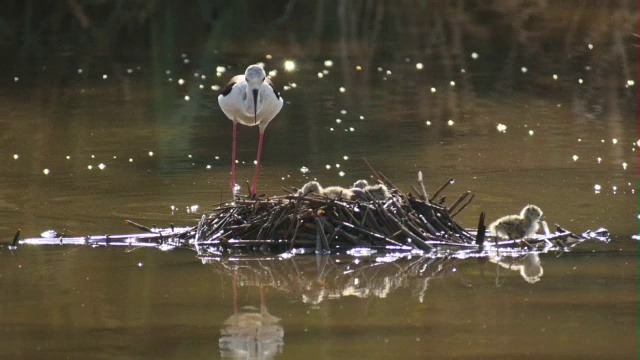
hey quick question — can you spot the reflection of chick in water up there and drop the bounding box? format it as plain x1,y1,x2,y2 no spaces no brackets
489,205,544,239
492,253,544,284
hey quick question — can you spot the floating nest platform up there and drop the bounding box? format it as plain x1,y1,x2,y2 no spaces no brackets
13,165,608,258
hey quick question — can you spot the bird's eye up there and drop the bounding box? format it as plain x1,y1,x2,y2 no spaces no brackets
262,77,266,82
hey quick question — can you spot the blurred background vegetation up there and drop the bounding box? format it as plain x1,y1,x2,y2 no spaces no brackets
0,0,636,119
2,1,636,67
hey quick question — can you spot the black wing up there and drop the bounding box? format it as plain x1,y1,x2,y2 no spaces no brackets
220,75,244,96
265,77,281,99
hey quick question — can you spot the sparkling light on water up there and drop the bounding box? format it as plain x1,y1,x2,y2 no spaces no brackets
284,60,296,71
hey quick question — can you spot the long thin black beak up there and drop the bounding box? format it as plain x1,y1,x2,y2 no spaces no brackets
252,89,258,124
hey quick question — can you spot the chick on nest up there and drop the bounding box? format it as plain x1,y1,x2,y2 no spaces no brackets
298,180,390,201
351,180,391,201
489,204,544,240
298,181,358,200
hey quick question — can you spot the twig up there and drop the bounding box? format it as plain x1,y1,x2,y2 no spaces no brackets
451,193,475,218
125,220,154,233
10,229,20,247
475,212,486,246
417,171,429,200
430,178,454,202
448,191,471,214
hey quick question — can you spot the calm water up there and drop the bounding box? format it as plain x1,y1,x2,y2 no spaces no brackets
0,1,637,358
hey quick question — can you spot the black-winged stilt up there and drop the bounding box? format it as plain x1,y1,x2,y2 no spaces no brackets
489,204,544,239
218,64,283,196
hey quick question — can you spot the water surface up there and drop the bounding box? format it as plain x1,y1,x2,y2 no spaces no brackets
0,1,637,358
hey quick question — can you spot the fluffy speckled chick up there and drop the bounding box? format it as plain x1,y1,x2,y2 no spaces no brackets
489,205,544,239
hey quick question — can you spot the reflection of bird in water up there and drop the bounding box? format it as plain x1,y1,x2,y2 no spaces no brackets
489,205,544,239
298,180,390,201
219,273,284,359
218,64,283,196
492,253,544,284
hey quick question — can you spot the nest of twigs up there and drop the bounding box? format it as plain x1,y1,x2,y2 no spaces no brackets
198,184,470,253
16,163,598,255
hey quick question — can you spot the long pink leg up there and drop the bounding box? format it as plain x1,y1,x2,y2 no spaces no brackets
230,122,238,193
251,130,265,196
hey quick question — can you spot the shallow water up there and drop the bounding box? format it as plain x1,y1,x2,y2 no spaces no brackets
0,1,637,358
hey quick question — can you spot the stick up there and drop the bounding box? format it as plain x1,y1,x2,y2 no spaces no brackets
417,171,429,200
430,178,454,202
125,220,154,233
314,217,329,253
448,191,471,214
10,229,20,247
411,184,425,201
336,221,403,246
451,193,475,218
475,212,486,246
289,219,302,250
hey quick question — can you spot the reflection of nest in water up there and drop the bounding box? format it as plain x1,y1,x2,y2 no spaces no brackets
205,253,457,304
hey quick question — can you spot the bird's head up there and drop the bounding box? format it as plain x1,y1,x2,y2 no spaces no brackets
244,64,266,124
521,204,543,221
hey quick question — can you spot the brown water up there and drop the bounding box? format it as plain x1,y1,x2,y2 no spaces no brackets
0,2,638,359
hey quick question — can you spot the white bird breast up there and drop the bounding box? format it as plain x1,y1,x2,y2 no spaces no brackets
218,81,283,129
